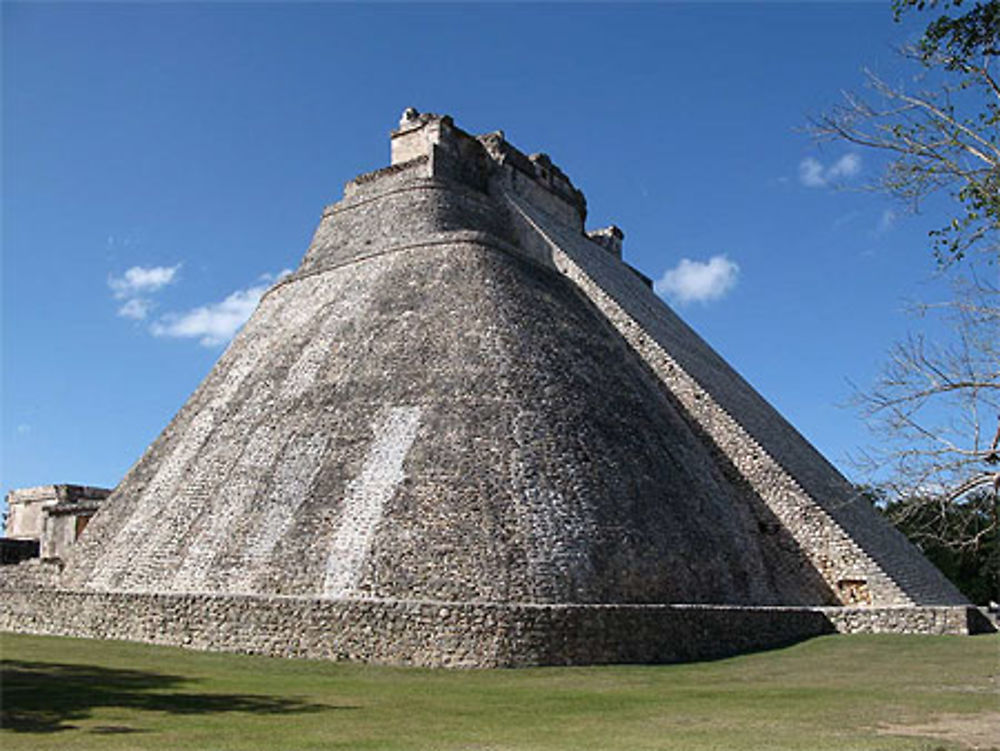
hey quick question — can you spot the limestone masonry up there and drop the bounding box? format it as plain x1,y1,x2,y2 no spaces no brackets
1,110,991,666
3,485,111,563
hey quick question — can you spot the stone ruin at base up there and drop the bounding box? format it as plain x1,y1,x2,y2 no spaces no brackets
2,485,111,565
1,110,992,667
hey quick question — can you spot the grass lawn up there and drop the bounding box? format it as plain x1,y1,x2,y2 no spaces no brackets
1,631,998,750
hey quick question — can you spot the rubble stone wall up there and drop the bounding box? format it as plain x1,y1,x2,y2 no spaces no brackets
1,588,985,668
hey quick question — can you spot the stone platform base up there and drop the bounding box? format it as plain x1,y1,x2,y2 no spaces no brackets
0,589,992,668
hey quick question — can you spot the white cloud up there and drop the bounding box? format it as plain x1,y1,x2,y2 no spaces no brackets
16,424,31,435
108,264,180,324
151,279,274,347
258,269,293,283
798,153,862,188
827,153,861,180
108,264,180,299
117,298,152,320
798,157,826,188
876,208,897,235
654,255,740,305
145,269,291,347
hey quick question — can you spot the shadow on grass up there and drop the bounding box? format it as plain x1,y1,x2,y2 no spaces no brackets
1,659,343,733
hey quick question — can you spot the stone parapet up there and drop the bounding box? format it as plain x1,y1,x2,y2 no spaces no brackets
386,109,586,227
819,604,993,635
0,588,990,669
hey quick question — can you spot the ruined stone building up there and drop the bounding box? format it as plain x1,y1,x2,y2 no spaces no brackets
2,485,110,564
1,110,990,666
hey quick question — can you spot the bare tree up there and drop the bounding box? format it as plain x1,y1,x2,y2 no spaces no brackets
854,270,999,569
811,0,999,265
812,4,999,591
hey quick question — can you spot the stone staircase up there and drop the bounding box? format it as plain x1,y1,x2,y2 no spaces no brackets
503,190,965,607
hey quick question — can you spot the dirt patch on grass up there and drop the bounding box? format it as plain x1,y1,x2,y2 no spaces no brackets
878,712,1000,750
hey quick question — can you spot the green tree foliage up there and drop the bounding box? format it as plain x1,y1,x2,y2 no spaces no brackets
866,486,999,602
894,0,999,62
815,0,999,264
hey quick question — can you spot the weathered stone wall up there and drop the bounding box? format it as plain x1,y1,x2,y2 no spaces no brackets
0,540,40,566
62,229,843,606
5,485,109,560
496,188,967,607
5,486,56,539
40,515,76,561
0,588,986,668
0,559,61,587
40,512,88,561
298,178,516,276
821,604,991,635
478,132,587,228
24,110,975,669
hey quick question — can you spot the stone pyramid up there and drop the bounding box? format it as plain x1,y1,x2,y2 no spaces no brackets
4,110,983,667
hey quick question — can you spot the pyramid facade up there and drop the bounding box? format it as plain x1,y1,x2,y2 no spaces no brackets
2,110,985,667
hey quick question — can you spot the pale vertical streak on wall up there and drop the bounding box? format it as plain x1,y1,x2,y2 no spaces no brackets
323,406,422,598
507,408,597,601
168,422,283,592
87,409,217,590
135,279,336,592
86,296,285,591
226,431,330,594
279,270,378,402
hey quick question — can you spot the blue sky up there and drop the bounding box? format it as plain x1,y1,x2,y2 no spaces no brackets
2,2,957,505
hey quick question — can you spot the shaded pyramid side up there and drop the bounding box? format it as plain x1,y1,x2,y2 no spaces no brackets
498,179,967,607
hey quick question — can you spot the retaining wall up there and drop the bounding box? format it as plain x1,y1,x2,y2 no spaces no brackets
0,588,989,668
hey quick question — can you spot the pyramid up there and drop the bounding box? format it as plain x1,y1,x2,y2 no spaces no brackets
2,110,986,667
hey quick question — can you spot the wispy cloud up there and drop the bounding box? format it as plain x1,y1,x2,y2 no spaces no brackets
257,269,292,284
108,264,181,321
828,153,861,179
654,255,739,305
117,298,152,320
16,424,31,435
798,154,861,188
875,208,897,236
799,157,826,188
151,270,291,347
832,210,862,230
108,265,180,299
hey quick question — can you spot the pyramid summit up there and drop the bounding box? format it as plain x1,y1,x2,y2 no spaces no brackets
2,110,989,667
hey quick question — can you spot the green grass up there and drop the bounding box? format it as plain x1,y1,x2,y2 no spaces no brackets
2,632,998,750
